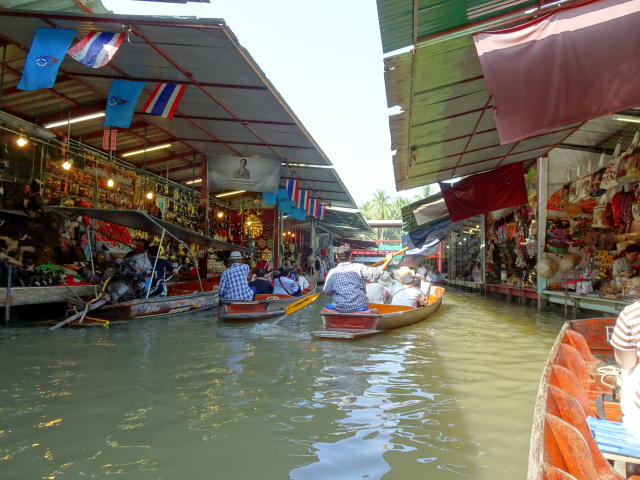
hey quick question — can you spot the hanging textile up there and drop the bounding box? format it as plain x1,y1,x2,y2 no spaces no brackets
18,27,76,90
439,163,527,222
473,0,640,144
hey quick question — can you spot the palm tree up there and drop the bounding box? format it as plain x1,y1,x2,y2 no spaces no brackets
370,189,392,220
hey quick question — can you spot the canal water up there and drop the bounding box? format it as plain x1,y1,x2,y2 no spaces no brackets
0,290,566,479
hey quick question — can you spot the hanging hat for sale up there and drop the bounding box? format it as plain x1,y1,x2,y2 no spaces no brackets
229,251,243,260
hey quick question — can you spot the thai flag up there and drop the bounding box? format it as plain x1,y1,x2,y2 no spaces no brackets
67,32,125,69
297,190,309,211
317,203,326,221
142,83,187,119
307,198,317,217
285,179,299,203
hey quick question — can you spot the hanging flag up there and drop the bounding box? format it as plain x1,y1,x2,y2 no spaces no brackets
104,80,145,128
290,207,307,221
320,204,326,221
102,129,117,151
297,190,309,210
473,0,640,144
439,162,527,222
307,198,317,217
141,83,187,119
67,31,125,69
263,191,277,206
316,203,326,221
285,178,299,203
18,27,77,91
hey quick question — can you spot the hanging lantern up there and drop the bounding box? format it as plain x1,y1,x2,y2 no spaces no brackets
244,214,263,237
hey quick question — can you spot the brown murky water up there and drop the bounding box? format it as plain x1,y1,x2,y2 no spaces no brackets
0,290,565,479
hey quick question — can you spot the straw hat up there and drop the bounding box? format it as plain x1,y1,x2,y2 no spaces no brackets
229,251,243,260
393,266,414,281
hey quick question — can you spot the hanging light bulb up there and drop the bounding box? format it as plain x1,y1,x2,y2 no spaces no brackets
16,135,28,148
146,191,154,200
217,211,224,219
107,178,114,188
247,220,252,226
62,160,72,171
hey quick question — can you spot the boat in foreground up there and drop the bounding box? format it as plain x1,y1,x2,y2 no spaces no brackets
526,316,640,479
311,285,445,339
218,285,317,321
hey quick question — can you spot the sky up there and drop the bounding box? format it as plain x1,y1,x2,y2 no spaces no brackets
102,0,422,206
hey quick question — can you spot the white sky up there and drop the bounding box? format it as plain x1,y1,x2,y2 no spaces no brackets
102,0,423,205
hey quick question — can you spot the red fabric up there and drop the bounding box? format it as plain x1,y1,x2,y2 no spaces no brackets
473,0,640,144
439,163,528,222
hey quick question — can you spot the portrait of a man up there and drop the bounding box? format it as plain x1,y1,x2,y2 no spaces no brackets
233,158,250,179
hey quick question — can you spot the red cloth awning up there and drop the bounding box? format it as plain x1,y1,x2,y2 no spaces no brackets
439,162,528,222
474,0,640,145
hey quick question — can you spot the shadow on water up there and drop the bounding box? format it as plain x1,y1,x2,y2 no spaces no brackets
0,289,565,480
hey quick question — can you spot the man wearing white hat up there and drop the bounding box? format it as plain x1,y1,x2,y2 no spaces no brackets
218,251,253,301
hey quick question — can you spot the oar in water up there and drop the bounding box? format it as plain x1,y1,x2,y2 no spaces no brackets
285,246,409,316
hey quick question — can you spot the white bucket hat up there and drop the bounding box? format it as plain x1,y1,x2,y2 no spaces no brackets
229,251,243,260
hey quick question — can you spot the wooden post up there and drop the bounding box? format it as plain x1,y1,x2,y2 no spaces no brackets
537,156,549,310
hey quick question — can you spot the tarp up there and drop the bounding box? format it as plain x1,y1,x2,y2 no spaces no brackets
408,217,452,248
439,162,527,222
474,0,640,144
52,207,249,251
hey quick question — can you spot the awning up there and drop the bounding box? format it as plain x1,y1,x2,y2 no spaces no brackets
52,206,248,250
0,9,357,208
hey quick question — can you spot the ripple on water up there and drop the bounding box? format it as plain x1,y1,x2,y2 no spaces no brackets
0,291,563,479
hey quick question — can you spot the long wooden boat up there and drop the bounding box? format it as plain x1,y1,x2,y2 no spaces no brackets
218,285,316,321
526,316,640,479
67,281,221,327
311,285,444,339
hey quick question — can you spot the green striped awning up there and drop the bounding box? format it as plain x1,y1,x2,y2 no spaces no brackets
376,0,537,53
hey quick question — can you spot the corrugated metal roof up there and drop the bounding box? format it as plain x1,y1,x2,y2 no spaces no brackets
0,0,108,13
376,0,537,53
0,9,358,208
384,34,583,191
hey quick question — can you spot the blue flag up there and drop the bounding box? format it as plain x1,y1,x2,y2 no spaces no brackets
290,207,307,221
104,79,145,128
18,28,77,91
263,192,277,206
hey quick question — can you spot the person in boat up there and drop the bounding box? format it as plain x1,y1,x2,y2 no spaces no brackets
322,245,393,313
391,274,428,308
147,246,179,297
274,267,302,297
366,271,393,304
611,301,640,436
249,267,273,296
613,244,640,288
219,251,253,301
124,238,150,259
296,268,310,291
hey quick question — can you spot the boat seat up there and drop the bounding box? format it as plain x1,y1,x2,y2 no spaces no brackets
561,330,597,364
546,413,600,480
549,365,597,418
547,386,619,480
554,343,611,394
587,417,640,471
543,464,580,480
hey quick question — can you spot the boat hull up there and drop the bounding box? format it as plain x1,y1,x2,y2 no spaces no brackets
527,317,621,480
312,286,444,339
69,290,219,326
218,286,316,321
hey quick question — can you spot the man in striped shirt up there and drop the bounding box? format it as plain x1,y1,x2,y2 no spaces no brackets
611,301,640,435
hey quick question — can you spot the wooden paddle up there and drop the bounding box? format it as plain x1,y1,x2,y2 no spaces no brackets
370,246,409,267
284,247,410,316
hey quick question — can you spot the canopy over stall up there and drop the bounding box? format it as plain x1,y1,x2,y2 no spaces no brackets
0,9,357,208
378,0,640,191
52,206,249,251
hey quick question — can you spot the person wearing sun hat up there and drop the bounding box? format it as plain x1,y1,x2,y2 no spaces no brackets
218,251,253,301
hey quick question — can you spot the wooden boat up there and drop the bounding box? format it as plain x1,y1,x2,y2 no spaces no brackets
49,206,245,329
311,285,444,339
526,316,640,479
218,285,316,321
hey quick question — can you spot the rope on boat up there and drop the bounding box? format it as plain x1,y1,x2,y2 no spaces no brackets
597,365,623,390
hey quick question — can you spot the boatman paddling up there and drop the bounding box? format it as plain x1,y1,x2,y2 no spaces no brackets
218,251,253,302
322,245,393,313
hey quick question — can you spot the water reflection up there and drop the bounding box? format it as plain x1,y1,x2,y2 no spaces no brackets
0,290,563,479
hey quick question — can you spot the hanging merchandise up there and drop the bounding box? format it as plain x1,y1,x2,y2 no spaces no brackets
545,219,571,254
568,168,591,204
616,131,640,184
546,184,568,211
600,142,622,190
589,156,606,197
